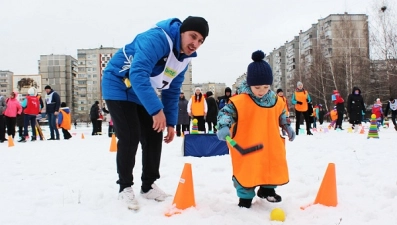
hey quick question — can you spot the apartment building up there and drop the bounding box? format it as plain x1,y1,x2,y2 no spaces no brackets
284,36,300,101
271,46,286,93
39,54,78,115
299,24,318,79
192,82,227,99
317,13,369,59
0,70,13,97
76,47,118,119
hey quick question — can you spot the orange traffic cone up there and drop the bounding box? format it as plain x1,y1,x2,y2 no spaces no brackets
81,133,85,139
314,163,338,207
165,163,195,216
359,126,365,134
110,134,117,152
8,135,15,147
301,163,337,209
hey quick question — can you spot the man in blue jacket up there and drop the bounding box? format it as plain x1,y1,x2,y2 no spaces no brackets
102,16,209,210
44,85,61,140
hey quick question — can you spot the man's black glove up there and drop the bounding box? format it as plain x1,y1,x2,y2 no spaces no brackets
297,101,303,105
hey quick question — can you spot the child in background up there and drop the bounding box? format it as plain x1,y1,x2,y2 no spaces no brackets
217,50,295,208
372,98,383,130
58,102,72,140
325,106,338,129
317,104,325,125
108,118,115,137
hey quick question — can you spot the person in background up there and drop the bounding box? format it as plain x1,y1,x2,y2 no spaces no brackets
101,16,209,210
312,104,319,128
19,87,40,142
332,90,345,130
176,92,190,137
205,91,218,133
90,101,100,135
384,98,397,131
35,93,45,140
317,104,325,125
187,87,207,132
3,91,22,139
346,87,365,129
217,50,295,208
217,87,232,110
0,95,7,143
292,82,313,135
277,88,289,135
58,102,72,140
325,106,338,129
16,110,24,142
44,85,61,140
372,98,383,130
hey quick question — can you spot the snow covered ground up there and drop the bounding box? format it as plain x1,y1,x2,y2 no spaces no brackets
0,122,396,225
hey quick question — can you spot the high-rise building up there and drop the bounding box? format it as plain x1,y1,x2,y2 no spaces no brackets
192,82,227,99
272,46,286,93
299,24,318,79
76,47,118,121
284,36,300,101
0,70,13,97
39,54,78,116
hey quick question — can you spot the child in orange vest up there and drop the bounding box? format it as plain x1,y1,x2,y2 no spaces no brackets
217,50,295,208
325,106,338,129
58,102,72,140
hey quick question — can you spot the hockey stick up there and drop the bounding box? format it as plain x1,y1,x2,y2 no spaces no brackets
225,136,263,155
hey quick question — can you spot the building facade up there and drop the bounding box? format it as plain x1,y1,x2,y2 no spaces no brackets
0,70,13,97
76,47,118,121
39,54,78,115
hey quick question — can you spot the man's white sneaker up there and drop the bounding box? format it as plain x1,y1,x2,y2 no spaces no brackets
140,183,170,202
118,187,139,210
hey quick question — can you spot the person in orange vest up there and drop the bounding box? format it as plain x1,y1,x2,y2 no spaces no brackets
292,81,313,135
58,102,72,140
277,88,289,136
217,50,295,208
187,87,207,132
325,106,338,129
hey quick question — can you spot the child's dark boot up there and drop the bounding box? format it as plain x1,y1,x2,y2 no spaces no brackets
257,187,282,203
238,198,252,208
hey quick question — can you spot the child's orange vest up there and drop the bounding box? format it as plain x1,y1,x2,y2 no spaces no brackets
228,94,289,188
330,110,338,121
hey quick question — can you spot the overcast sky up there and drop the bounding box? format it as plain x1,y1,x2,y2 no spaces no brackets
1,0,375,87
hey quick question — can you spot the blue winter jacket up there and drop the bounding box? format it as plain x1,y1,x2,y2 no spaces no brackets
102,18,197,127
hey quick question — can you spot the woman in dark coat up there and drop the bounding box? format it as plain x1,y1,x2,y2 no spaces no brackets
176,92,190,137
205,91,219,133
347,87,365,128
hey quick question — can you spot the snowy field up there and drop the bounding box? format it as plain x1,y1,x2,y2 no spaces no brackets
0,121,396,225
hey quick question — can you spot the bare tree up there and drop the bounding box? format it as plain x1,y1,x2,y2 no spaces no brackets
370,0,397,98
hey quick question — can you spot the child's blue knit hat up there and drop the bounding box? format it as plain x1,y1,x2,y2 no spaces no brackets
247,50,273,86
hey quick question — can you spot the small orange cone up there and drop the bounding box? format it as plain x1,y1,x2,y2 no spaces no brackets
110,134,117,152
8,135,15,147
314,163,338,207
165,163,195,216
81,133,85,139
359,126,365,134
301,163,337,210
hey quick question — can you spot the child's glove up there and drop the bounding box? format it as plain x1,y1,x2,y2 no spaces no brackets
282,125,295,141
217,127,230,141
296,101,303,105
